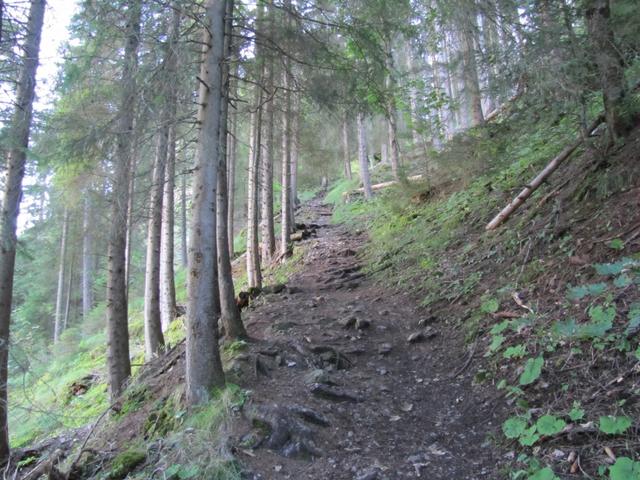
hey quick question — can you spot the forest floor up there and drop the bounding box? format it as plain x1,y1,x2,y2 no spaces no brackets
231,198,507,480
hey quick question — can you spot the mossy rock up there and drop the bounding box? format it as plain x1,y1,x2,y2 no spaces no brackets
107,448,146,479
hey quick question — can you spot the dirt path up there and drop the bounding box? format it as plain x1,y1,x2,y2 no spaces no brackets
232,199,506,480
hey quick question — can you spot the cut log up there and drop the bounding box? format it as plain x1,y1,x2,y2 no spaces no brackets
345,174,423,199
485,115,604,231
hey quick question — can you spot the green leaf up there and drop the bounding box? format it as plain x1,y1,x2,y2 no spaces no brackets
599,416,632,435
518,425,540,446
567,283,608,300
481,298,500,314
528,467,560,480
626,304,640,336
568,402,585,421
535,415,566,436
519,356,544,386
503,344,527,359
486,335,505,355
614,274,633,288
503,416,527,439
490,320,510,335
610,457,640,480
608,238,625,250
635,346,640,361
552,319,579,338
178,465,200,479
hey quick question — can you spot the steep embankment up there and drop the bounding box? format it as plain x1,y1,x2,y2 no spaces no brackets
12,123,640,480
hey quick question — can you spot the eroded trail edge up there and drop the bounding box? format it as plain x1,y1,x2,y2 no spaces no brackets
232,199,506,480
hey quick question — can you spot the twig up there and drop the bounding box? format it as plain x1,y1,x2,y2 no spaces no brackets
450,341,478,378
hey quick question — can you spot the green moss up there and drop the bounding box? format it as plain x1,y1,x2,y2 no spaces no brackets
108,448,146,479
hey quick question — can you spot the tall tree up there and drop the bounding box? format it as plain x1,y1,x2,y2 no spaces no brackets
186,0,227,405
82,195,94,319
585,0,631,143
0,0,45,463
217,0,246,339
106,0,141,400
357,112,373,199
54,207,70,343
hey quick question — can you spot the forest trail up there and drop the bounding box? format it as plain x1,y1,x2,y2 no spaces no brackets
233,198,507,480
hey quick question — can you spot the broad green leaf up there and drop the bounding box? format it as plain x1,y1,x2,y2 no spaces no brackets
589,305,616,324
490,320,510,335
503,416,527,439
567,283,608,300
519,356,544,386
626,304,640,336
552,319,579,338
504,344,527,359
610,457,640,480
535,415,566,436
486,335,505,354
568,402,585,421
528,467,560,480
608,239,625,250
481,298,500,314
599,416,632,435
518,425,540,446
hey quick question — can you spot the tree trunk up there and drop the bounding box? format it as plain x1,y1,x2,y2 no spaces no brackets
54,207,69,344
124,131,139,301
82,195,94,320
160,7,180,333
106,1,140,400
217,0,246,340
357,112,373,200
342,114,352,180
186,0,227,406
0,0,45,461
585,0,630,143
160,126,177,332
460,17,485,127
143,116,169,359
227,71,239,257
63,253,74,332
246,93,263,288
260,60,276,263
180,170,188,267
290,92,300,218
280,67,292,256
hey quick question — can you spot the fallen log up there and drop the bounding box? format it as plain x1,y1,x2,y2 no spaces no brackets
485,115,604,231
344,174,423,199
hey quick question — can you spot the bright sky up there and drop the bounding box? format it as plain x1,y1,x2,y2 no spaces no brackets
36,0,79,109
16,0,77,233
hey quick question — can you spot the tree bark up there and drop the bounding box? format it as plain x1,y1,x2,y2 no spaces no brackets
227,100,237,257
160,8,181,333
54,207,69,344
160,124,177,331
260,57,276,263
290,91,300,219
280,67,292,256
82,195,94,320
585,0,630,143
357,112,373,200
186,0,227,406
180,170,188,267
217,0,246,340
63,252,74,332
342,114,352,180
0,0,45,461
143,113,169,360
460,16,484,127
106,1,140,400
246,92,263,288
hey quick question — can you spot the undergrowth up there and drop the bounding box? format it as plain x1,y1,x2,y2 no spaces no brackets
328,105,640,479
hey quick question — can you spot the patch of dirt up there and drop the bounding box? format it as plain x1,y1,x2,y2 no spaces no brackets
230,199,508,479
